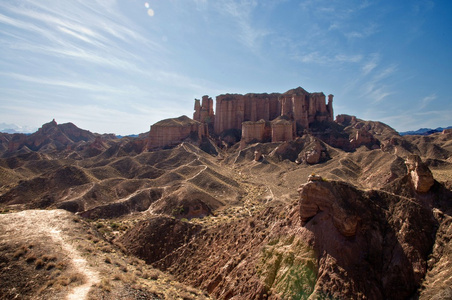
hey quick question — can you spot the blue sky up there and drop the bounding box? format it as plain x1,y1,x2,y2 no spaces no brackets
0,0,451,135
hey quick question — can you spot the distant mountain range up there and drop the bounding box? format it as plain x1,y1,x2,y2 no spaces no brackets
2,122,451,137
0,123,37,134
399,126,452,136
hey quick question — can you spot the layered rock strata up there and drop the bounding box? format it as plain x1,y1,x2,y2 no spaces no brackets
213,88,333,136
148,115,203,149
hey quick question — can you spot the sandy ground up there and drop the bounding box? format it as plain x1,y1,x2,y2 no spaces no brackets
0,209,100,300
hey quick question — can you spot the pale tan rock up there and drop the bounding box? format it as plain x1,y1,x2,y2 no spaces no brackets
271,117,294,142
405,154,434,193
254,149,262,161
241,120,267,145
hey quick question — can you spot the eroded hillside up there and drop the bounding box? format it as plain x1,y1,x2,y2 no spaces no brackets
0,118,451,299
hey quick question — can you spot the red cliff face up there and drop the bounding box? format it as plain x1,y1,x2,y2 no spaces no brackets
208,87,333,144
148,115,202,149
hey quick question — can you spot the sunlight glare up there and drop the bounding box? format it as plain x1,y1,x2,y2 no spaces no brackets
147,8,155,17
144,2,150,9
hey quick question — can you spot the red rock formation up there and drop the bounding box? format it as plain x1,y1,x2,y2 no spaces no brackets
211,87,333,140
148,116,202,149
193,95,214,124
241,120,268,145
299,178,438,299
271,117,294,142
213,94,245,134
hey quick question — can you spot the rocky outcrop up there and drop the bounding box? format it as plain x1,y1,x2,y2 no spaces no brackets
405,154,435,193
213,93,281,135
241,120,268,145
254,149,262,161
442,128,452,135
350,128,378,149
335,114,357,126
270,116,294,142
193,95,214,124
298,178,360,236
298,178,438,299
148,115,203,149
296,139,328,165
2,119,97,154
208,87,333,143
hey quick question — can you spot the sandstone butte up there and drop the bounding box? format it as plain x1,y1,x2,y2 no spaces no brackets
147,86,334,149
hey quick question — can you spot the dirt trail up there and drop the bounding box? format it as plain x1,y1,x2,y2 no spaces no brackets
0,209,100,300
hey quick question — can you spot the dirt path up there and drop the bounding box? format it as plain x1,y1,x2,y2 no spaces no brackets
0,209,100,300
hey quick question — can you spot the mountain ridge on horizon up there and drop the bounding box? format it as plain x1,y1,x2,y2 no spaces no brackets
2,119,451,137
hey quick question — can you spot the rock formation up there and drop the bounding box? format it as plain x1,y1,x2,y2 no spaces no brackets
2,119,97,154
270,116,295,143
296,139,327,165
241,120,268,145
148,115,203,149
405,154,435,193
298,178,438,299
193,87,334,147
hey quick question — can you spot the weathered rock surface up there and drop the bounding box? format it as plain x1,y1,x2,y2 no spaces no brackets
148,115,202,149
241,119,268,146
298,179,438,299
406,154,435,193
212,87,333,143
296,138,328,165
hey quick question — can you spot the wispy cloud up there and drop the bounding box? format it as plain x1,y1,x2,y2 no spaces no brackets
362,53,380,75
361,64,397,103
294,52,363,65
420,93,437,109
0,0,164,70
214,0,269,52
0,72,138,95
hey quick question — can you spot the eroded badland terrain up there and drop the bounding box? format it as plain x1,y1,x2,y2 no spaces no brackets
1,87,452,299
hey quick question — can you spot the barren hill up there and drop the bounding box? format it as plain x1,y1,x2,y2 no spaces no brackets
0,116,451,299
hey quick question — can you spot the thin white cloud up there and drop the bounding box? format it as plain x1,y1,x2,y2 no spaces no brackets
420,93,437,109
294,52,363,65
214,0,269,52
362,53,380,75
1,72,133,95
344,23,379,39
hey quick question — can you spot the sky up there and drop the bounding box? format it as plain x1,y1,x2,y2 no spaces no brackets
0,0,451,135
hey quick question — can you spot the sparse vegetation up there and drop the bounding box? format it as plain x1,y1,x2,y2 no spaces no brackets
0,117,451,299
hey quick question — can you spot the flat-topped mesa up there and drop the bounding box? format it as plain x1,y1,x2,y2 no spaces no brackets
192,86,334,146
148,115,203,149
